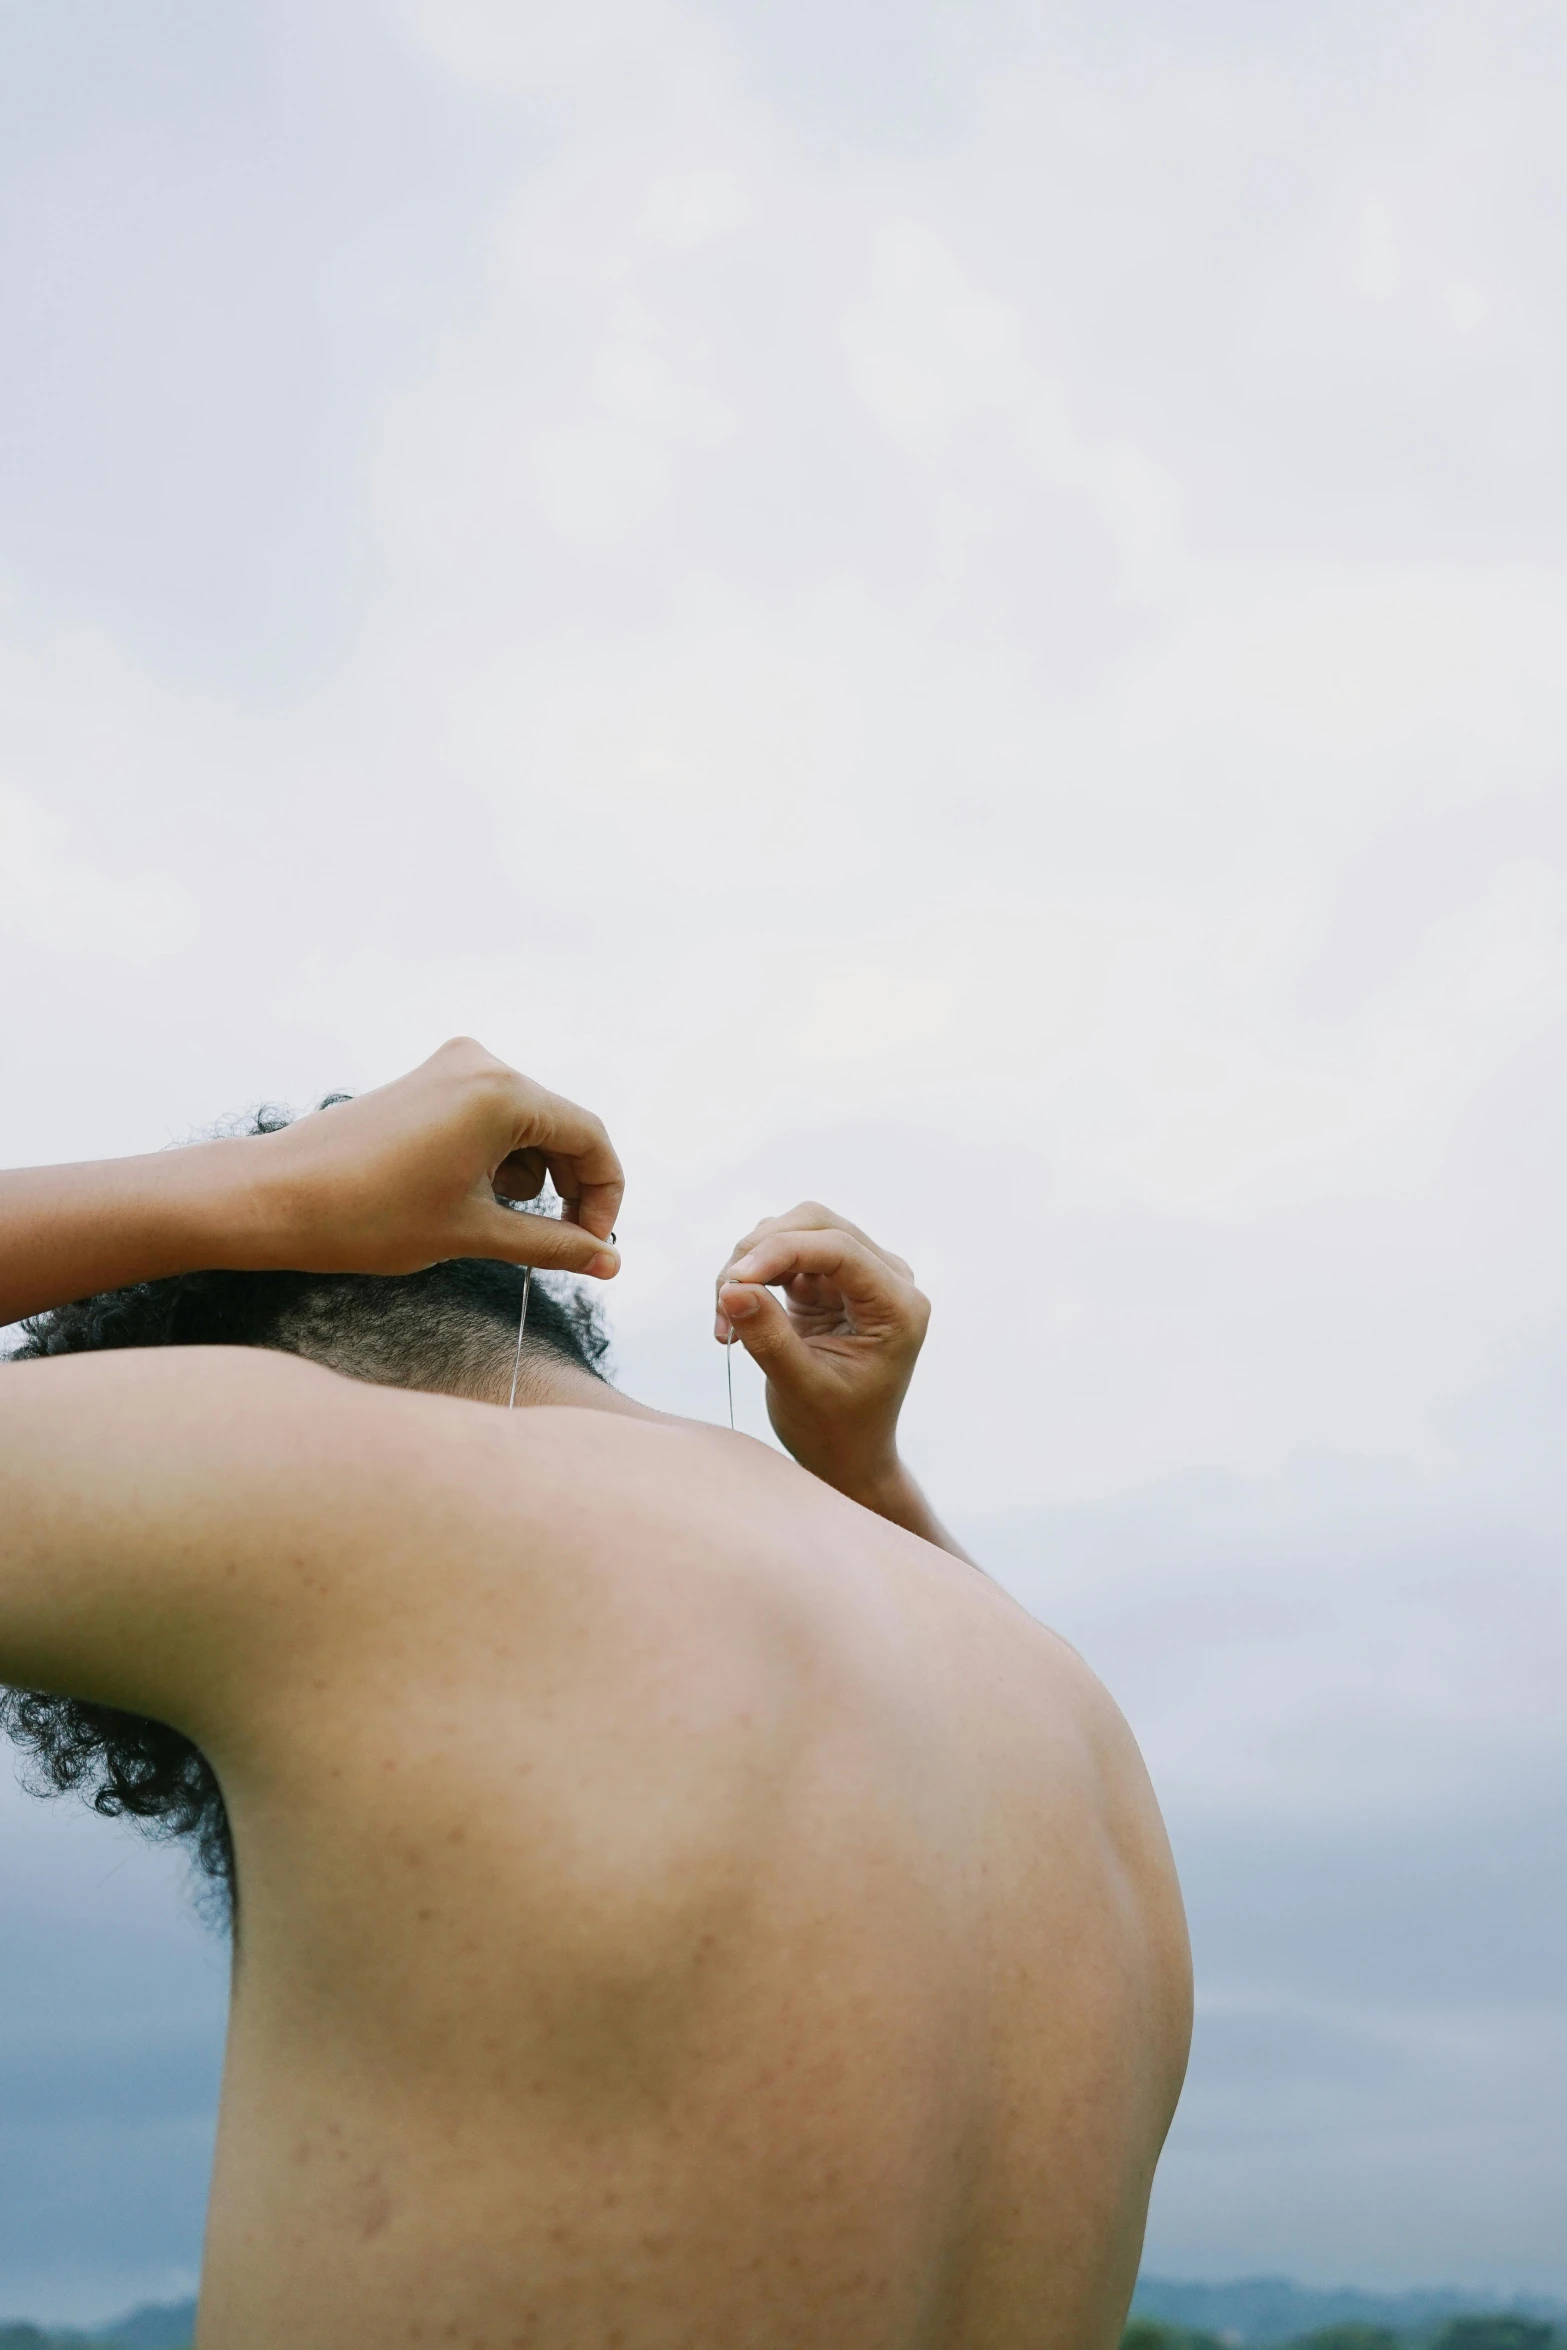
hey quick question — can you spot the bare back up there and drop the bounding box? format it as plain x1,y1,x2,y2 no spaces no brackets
0,1049,1190,2348
174,1383,1190,2349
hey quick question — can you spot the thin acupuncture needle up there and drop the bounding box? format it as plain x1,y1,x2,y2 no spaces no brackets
507,1266,532,1409
726,1327,735,1431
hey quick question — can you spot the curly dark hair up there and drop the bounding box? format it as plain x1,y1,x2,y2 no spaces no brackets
0,1096,612,1929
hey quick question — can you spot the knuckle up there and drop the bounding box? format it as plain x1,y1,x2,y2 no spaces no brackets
442,1034,493,1071
467,1057,517,1106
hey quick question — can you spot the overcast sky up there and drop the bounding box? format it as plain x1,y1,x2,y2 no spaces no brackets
3,0,1567,2326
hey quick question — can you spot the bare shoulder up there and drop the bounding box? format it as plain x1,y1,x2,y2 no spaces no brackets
0,1338,623,1537
0,1346,558,1719
0,1342,478,1577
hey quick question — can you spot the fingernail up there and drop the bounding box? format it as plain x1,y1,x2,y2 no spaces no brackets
724,1287,759,1318
588,1251,619,1278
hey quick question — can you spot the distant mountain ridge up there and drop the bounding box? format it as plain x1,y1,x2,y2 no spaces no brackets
95,2305,198,2350
8,2281,1567,2349
0,2301,196,2350
1133,2279,1567,2345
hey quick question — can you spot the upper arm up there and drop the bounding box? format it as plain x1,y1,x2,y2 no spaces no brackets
0,1347,421,1737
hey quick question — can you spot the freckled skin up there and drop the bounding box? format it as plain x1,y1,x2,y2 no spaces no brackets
1,1350,1189,2350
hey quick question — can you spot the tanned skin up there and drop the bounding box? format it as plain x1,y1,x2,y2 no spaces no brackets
0,1039,1191,2350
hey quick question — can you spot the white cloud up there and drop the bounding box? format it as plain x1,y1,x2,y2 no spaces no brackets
0,787,193,962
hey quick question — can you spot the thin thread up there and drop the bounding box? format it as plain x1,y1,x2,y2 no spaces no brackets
507,1266,532,1409
726,1328,735,1430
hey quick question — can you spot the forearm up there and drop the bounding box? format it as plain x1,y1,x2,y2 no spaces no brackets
0,1141,274,1327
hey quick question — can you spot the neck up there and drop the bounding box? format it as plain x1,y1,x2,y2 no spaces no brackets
498,1353,664,1422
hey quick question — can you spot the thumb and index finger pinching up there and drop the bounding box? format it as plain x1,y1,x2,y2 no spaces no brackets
485,1198,621,1279
483,1153,622,1280
486,1086,624,1275
719,1228,903,1313
714,1277,813,1374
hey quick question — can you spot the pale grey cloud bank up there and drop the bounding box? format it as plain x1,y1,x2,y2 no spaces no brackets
978,1439,1567,2291
2,0,1567,2325
0,1787,223,2323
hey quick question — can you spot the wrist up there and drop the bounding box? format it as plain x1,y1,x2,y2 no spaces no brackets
834,1451,916,1519
160,1134,295,1273
846,1455,972,1563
